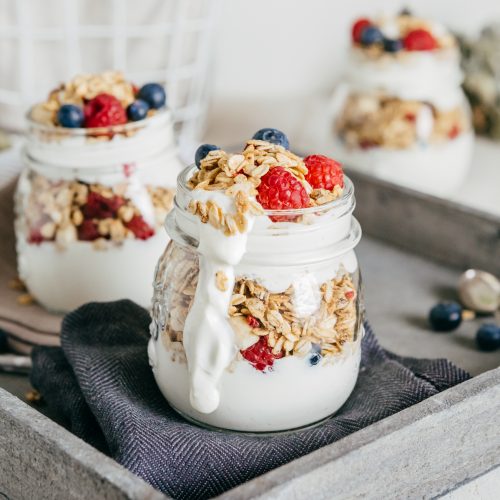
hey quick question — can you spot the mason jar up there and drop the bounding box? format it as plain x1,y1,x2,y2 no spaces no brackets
15,109,183,312
331,45,474,195
148,165,363,433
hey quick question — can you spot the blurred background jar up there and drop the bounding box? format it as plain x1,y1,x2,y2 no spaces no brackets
15,109,182,313
148,166,363,433
330,13,474,196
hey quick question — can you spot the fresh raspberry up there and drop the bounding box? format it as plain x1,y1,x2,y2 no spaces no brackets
78,220,100,241
246,315,260,328
240,336,283,372
125,215,155,240
82,191,125,219
84,93,127,128
304,155,344,191
403,29,437,51
28,229,44,244
257,167,309,214
352,18,371,43
448,125,460,139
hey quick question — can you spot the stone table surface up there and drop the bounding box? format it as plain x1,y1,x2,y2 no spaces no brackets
1,235,499,413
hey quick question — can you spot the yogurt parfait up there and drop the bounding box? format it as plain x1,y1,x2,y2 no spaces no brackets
15,72,183,312
332,11,474,195
149,128,363,432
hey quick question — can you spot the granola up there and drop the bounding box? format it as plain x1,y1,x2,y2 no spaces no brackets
336,93,469,149
23,172,174,249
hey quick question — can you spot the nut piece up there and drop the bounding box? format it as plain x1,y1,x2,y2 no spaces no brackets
215,271,229,292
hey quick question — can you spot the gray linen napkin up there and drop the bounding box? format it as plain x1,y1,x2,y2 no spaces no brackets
31,300,470,499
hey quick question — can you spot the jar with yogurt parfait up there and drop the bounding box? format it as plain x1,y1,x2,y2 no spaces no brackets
149,128,363,433
15,72,183,313
331,11,474,195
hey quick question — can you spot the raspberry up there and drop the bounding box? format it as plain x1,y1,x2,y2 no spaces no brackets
28,229,44,244
125,215,155,240
448,125,460,139
240,336,283,371
257,167,309,218
352,18,371,43
246,315,260,328
304,155,344,191
82,191,125,219
403,29,437,51
78,220,100,241
84,93,127,128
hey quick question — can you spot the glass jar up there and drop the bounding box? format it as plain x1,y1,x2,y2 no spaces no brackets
148,166,363,433
15,110,183,312
331,46,474,195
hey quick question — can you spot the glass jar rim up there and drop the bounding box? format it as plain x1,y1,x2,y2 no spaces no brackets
176,164,355,218
25,106,171,136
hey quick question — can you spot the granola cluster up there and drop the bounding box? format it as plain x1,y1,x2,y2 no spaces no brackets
159,246,358,362
31,71,135,127
23,173,174,249
336,94,468,149
187,140,344,234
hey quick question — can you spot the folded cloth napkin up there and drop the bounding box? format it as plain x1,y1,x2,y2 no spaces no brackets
31,300,470,500
0,175,62,353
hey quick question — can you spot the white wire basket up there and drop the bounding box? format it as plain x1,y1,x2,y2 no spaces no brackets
0,0,218,159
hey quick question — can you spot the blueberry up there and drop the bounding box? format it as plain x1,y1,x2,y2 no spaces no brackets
383,38,403,52
137,83,166,109
429,302,463,332
57,104,84,128
476,324,500,351
0,329,7,353
127,99,150,121
309,352,322,366
195,144,219,167
400,7,412,16
360,26,384,46
252,128,290,149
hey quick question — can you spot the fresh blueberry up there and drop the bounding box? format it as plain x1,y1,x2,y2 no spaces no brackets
360,26,384,46
429,302,463,332
309,352,322,366
127,99,150,121
383,38,403,52
252,128,290,149
195,144,219,167
476,324,500,351
57,104,84,128
0,329,7,353
137,83,166,109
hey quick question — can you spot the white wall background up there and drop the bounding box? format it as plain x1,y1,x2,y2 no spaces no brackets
206,0,500,146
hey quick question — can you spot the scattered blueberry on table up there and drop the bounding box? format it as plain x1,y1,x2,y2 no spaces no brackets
476,324,500,352
252,128,290,149
57,104,84,128
429,302,463,332
195,144,219,167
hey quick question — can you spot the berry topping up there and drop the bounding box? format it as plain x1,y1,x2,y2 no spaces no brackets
257,166,310,214
240,336,282,371
429,302,463,332
57,104,84,128
126,99,149,121
77,220,100,241
195,144,219,167
125,215,155,240
383,38,404,53
309,343,322,366
403,29,438,51
137,83,166,109
352,18,372,44
246,315,260,328
360,26,384,46
28,229,44,244
476,324,500,352
304,155,344,191
84,94,127,128
252,128,290,149
82,192,125,219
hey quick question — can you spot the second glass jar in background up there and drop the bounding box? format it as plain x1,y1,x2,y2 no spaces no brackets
15,110,183,312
